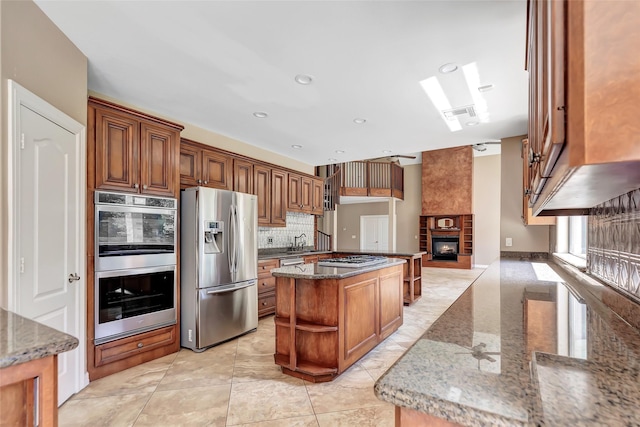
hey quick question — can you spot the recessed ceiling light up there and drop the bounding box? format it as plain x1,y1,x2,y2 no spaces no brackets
291,144,303,149
294,74,313,85
328,158,337,162
353,118,367,124
335,150,345,154
253,112,268,118
382,150,392,154
438,63,458,74
466,121,480,127
478,84,494,92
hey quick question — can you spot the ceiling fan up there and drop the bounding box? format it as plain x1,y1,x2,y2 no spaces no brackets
366,154,417,163
472,141,501,152
454,342,501,370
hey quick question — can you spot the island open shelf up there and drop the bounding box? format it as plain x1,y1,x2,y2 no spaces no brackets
271,259,404,382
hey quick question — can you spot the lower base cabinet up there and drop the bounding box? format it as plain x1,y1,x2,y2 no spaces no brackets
258,259,279,318
90,325,178,380
274,264,403,382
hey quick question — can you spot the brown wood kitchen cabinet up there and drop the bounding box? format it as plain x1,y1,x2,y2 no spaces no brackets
522,138,555,225
258,259,279,317
254,165,287,227
233,158,254,194
525,0,640,215
289,173,323,214
89,97,183,198
312,178,324,215
180,138,232,190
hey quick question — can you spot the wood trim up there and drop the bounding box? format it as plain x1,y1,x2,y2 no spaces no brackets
180,137,318,182
0,355,58,427
395,406,463,427
88,96,184,131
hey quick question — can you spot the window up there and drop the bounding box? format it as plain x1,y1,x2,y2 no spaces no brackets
555,216,588,269
568,216,587,258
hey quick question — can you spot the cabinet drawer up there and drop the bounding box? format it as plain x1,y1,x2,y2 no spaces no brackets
258,259,279,278
94,325,176,367
258,292,276,317
258,276,276,294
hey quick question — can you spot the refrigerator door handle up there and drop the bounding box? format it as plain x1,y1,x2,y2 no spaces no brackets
206,279,256,295
233,204,240,273
228,205,236,274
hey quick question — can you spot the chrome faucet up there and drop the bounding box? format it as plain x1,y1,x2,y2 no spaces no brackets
294,233,307,248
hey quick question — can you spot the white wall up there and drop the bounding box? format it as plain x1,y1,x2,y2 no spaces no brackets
0,0,88,307
500,135,550,252
473,155,501,266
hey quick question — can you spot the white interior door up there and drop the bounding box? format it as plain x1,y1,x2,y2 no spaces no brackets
360,215,389,251
9,81,87,404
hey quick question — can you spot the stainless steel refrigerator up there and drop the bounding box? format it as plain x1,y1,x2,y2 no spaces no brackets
180,187,258,351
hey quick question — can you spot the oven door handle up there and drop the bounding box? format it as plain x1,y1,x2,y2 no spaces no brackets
206,279,256,295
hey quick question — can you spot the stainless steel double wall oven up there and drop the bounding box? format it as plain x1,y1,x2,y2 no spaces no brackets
94,191,177,344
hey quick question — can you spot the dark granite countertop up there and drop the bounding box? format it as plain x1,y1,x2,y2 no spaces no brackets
258,249,424,261
374,259,640,426
271,258,405,280
335,250,426,258
0,308,79,368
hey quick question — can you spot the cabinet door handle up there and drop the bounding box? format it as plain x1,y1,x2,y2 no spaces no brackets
68,273,81,283
262,302,267,306
143,184,148,190
137,342,143,348
197,179,202,184
204,180,208,185
133,183,139,189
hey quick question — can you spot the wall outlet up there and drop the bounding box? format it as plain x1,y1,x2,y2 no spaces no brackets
505,237,513,247
351,235,356,239
267,236,273,245
188,329,193,342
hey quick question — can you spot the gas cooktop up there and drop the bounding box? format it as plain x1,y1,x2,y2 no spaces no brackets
317,255,388,268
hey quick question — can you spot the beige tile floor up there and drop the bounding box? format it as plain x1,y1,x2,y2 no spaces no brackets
60,267,484,426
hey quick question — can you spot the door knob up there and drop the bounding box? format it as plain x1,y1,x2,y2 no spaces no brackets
68,273,81,283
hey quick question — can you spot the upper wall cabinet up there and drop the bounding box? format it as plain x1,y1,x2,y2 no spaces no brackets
288,174,323,214
526,0,640,215
179,138,232,190
89,97,183,198
233,159,254,194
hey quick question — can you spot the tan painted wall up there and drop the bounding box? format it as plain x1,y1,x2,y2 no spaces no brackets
396,164,421,252
336,202,389,251
500,135,549,252
0,0,88,307
473,155,501,266
335,163,421,252
89,91,314,175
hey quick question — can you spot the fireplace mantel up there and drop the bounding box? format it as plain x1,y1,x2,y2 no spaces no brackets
419,214,473,269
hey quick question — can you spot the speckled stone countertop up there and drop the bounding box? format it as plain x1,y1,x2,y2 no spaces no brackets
271,258,405,279
333,250,426,258
258,249,424,261
0,308,79,368
374,259,640,426
258,248,331,260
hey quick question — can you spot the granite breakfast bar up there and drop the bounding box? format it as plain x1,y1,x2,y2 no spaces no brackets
271,258,405,382
374,259,640,426
0,308,79,426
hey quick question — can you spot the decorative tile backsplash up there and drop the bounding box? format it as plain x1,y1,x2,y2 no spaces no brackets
258,212,314,249
588,188,640,303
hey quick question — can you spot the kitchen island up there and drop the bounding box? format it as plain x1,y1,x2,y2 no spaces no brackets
0,308,79,426
271,258,405,382
375,259,640,426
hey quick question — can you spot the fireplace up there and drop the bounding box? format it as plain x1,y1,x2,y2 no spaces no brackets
432,235,459,261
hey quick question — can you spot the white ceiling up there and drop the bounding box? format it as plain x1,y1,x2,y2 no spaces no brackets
35,1,525,167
